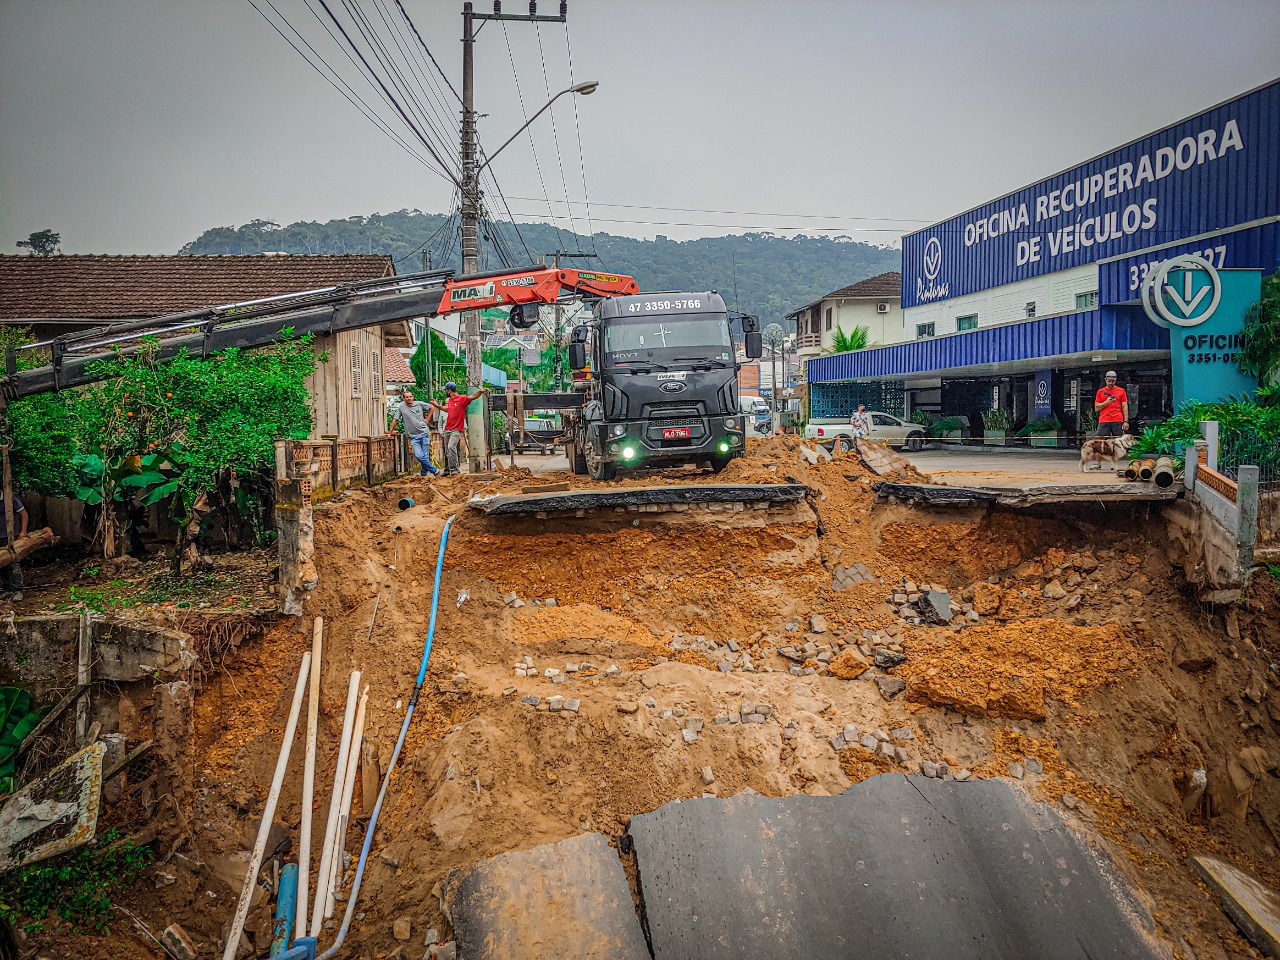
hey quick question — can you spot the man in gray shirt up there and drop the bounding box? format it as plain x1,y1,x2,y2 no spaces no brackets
393,390,439,476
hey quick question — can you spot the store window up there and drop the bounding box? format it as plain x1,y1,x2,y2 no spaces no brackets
1076,291,1099,310
1025,301,1037,318
956,314,978,332
916,322,935,340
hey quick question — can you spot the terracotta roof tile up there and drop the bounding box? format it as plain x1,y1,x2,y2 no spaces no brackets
823,271,901,300
0,254,395,320
384,348,416,384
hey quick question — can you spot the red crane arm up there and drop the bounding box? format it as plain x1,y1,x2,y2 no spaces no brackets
434,267,638,316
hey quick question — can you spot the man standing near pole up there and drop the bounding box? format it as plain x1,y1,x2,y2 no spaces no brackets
393,390,439,477
437,382,488,476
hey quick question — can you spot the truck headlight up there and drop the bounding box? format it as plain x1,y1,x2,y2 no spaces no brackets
622,446,637,460
611,424,626,437
718,441,730,453
725,418,738,429
609,442,620,454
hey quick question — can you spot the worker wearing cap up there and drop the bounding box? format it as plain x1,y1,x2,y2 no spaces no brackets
1093,371,1130,438
435,382,488,476
393,390,439,477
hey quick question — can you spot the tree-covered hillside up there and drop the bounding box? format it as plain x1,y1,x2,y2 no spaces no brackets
179,211,901,323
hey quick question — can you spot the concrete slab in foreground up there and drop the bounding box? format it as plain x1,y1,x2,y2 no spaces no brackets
468,483,808,516
450,832,649,960
629,775,1162,960
1191,854,1280,958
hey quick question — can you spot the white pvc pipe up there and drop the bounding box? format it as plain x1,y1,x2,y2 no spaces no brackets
325,686,368,920
297,617,323,938
222,652,311,960
309,670,361,937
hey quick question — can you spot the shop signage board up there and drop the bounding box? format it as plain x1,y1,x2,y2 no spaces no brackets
1139,255,1259,404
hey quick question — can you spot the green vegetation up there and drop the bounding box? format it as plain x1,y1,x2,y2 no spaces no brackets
1017,415,1062,437
1238,274,1280,390
14,229,60,256
825,325,869,354
982,409,1014,431
7,333,319,571
0,829,153,933
930,416,964,436
1130,397,1279,474
180,211,901,325
908,410,937,428
0,688,46,794
408,330,460,397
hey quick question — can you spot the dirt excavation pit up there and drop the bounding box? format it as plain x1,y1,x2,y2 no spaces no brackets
38,437,1279,960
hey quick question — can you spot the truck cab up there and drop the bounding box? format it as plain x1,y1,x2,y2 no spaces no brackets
566,292,762,480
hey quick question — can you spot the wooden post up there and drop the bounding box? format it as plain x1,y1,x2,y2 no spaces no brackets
2,443,15,569
330,438,339,495
365,438,374,486
76,610,92,744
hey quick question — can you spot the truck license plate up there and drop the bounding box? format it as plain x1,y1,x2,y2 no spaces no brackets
662,427,691,439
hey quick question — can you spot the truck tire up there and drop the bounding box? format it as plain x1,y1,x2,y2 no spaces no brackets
588,457,616,481
570,442,587,475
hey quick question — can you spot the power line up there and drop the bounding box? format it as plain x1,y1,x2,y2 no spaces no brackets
503,196,935,223
394,0,463,105
501,21,566,251
534,23,579,241
503,212,912,232
563,19,597,253
316,0,460,184
245,0,453,181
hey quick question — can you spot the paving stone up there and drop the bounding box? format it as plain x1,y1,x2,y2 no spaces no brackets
937,763,950,778
564,699,581,714
672,707,686,718
873,728,890,742
1008,762,1026,780
544,668,560,679
702,766,715,785
891,726,914,741
617,701,639,714
718,661,734,673
756,704,773,717
565,663,580,673
966,610,981,622
423,927,440,947
874,676,906,700
660,709,674,719
1043,580,1068,600
645,697,657,708
160,924,197,960
745,713,767,724
878,741,896,758
714,715,729,724
522,655,534,667
918,590,952,624
859,734,878,751
521,696,541,707
393,917,412,941
682,729,699,744
954,768,972,782
502,687,516,697
894,747,911,763
842,724,860,743
802,667,817,676
788,666,805,676
729,713,740,724
727,639,740,652
782,726,796,740
921,760,939,778
829,734,847,751
551,675,567,684
685,718,704,733
605,665,622,677
809,615,828,633
1025,757,1043,774
547,696,564,713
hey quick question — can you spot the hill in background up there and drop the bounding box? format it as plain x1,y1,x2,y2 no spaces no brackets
180,210,901,323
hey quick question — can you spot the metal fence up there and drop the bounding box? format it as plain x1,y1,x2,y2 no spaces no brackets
1219,427,1280,490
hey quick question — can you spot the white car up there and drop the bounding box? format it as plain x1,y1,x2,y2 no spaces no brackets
804,412,927,453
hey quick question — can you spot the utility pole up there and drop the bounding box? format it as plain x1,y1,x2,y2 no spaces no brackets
549,249,596,391
460,0,568,471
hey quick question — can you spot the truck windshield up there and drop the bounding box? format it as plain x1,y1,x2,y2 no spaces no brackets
604,315,732,358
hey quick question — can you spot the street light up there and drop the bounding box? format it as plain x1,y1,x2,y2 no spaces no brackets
460,79,599,470
478,80,599,174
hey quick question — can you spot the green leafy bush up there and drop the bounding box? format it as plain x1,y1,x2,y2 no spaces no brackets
826,325,869,354
1130,397,1279,473
0,829,152,933
982,409,1013,430
930,416,964,436
908,410,937,427
1238,274,1280,388
1016,415,1062,437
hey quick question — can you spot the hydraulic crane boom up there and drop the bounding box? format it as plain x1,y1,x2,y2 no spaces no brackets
436,266,638,327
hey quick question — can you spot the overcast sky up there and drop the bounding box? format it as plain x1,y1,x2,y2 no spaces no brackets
1,0,1277,255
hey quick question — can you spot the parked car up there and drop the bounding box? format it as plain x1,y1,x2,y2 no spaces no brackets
740,396,773,434
803,412,927,453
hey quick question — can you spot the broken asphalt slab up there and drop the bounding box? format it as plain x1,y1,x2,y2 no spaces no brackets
628,775,1161,960
467,483,808,515
450,832,650,960
1190,854,1280,958
446,776,1162,959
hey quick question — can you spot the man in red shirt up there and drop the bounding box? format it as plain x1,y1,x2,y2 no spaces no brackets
1093,371,1130,438
432,381,488,476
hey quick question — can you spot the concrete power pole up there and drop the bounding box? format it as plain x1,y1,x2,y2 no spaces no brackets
460,1,568,472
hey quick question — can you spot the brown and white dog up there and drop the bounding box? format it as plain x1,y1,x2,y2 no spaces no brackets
1080,433,1134,471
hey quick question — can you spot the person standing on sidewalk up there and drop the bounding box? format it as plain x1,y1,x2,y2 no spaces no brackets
849,404,870,439
1,495,28,601
438,381,489,476
1093,371,1130,438
393,390,439,476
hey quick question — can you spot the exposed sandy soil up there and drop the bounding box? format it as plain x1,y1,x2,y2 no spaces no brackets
25,437,1280,959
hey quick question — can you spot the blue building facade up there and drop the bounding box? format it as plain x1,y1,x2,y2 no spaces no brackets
809,80,1280,432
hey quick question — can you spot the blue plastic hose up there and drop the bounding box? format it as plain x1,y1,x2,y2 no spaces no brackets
315,513,456,960
270,864,298,956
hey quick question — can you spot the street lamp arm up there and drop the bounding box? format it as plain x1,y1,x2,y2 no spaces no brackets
476,81,597,174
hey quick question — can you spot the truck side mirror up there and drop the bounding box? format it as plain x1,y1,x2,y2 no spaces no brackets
570,324,589,344
745,331,762,359
741,315,760,334
568,341,587,371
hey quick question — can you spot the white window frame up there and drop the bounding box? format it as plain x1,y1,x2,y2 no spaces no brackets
1075,291,1100,310
956,314,978,332
370,347,382,395
350,342,362,397
916,322,936,340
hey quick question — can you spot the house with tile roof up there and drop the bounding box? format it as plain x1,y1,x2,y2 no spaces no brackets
785,271,902,365
0,254,409,439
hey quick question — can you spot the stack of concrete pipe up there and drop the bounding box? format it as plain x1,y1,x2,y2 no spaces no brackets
1120,456,1176,486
